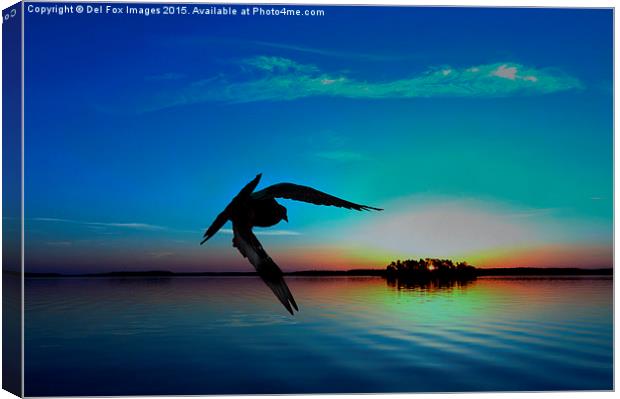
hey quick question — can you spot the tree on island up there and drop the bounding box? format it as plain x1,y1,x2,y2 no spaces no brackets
385,258,476,278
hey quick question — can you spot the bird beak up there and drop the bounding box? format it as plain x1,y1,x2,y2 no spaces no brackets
284,215,288,222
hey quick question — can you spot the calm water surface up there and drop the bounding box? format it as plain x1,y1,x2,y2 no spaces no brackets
25,276,613,395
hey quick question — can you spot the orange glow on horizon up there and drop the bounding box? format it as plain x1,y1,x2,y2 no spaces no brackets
274,242,613,271
457,243,612,269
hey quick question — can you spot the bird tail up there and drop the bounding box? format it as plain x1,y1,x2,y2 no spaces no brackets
258,269,299,315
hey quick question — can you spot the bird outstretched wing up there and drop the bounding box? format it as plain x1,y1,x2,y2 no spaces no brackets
251,183,383,211
232,222,299,315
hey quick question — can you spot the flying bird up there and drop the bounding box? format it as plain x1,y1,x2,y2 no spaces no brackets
200,174,382,315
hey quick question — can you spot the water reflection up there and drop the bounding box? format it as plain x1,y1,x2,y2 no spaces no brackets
386,275,477,291
25,275,612,395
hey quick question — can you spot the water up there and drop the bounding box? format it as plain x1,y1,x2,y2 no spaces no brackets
24,275,613,395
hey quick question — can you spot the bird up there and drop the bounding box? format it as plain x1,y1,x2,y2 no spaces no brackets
200,173,382,315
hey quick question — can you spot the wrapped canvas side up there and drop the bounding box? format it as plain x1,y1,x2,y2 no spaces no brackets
2,1,23,397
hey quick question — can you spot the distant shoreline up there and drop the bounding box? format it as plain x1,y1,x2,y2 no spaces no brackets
9,267,614,278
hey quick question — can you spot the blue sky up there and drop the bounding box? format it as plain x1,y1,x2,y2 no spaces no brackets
21,5,612,272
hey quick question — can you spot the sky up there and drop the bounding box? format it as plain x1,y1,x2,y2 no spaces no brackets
19,5,612,273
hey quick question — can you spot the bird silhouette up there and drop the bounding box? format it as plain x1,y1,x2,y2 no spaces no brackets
200,173,382,314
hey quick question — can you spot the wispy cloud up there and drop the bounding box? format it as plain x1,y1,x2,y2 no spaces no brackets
32,217,301,238
169,36,419,62
242,55,318,73
247,40,418,62
220,228,301,236
32,217,72,222
144,56,583,110
100,222,164,230
306,131,369,163
30,218,167,231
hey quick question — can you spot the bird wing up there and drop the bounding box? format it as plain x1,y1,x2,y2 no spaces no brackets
201,209,229,245
232,222,299,315
236,173,262,199
200,174,263,245
251,183,383,211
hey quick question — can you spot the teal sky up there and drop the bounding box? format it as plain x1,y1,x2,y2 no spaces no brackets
21,5,612,273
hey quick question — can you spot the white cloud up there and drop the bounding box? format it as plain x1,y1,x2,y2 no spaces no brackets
30,217,167,231
100,222,165,230
141,58,582,110
490,64,541,84
32,217,72,222
220,228,301,236
491,64,518,80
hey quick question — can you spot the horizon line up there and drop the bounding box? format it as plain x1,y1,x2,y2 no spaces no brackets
12,266,614,278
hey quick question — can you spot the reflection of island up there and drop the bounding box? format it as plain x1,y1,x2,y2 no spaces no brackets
386,275,476,291
385,258,477,291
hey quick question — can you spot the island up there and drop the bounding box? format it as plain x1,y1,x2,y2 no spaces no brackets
386,258,476,278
